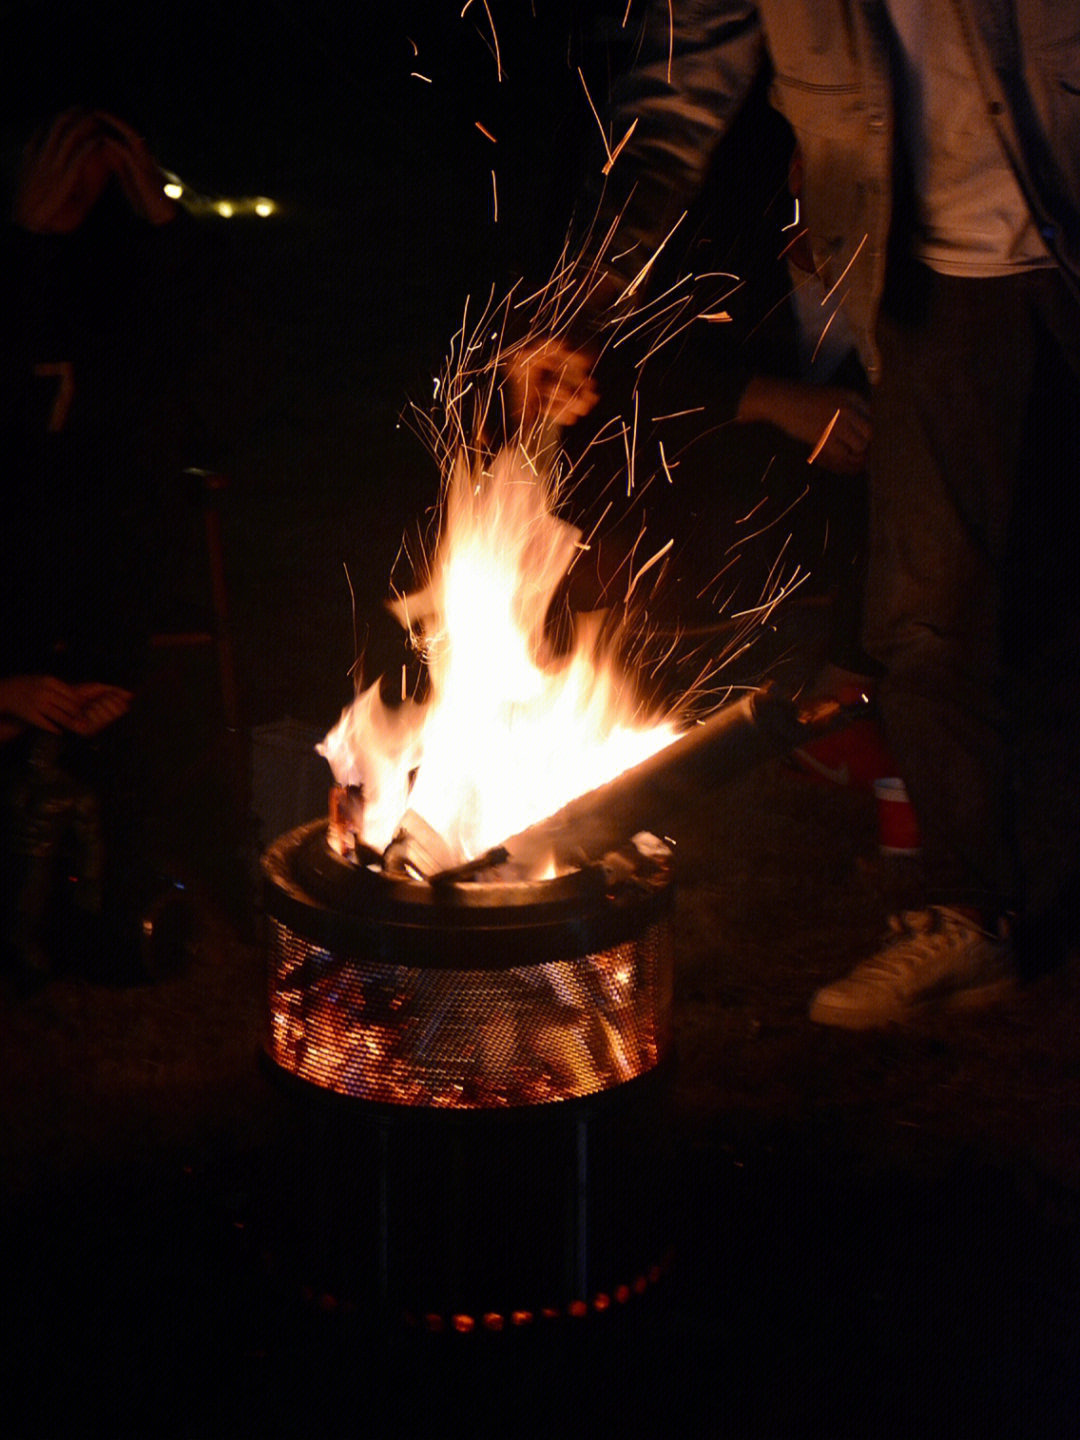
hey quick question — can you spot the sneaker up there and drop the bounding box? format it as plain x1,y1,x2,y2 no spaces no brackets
809,906,1015,1029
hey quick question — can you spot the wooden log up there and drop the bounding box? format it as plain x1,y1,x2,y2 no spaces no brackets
500,686,862,871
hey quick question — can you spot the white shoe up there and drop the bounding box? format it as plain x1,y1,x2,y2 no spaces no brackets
809,906,1015,1030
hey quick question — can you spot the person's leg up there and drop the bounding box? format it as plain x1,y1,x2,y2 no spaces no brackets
1005,272,1080,967
863,268,1036,921
809,269,1038,1028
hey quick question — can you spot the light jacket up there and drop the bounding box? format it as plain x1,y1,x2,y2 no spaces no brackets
587,0,1080,381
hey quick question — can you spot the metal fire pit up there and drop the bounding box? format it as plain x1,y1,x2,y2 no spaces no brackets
264,820,673,1108
259,820,675,1327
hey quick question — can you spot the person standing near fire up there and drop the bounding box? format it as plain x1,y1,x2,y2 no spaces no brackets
508,1,1080,1028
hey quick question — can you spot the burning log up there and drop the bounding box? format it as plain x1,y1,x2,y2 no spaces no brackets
328,784,366,859
370,685,864,882
497,685,865,874
383,808,460,879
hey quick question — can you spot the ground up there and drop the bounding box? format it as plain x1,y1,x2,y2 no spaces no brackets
3,688,1079,1437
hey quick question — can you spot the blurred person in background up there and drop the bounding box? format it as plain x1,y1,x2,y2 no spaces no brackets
1,108,181,985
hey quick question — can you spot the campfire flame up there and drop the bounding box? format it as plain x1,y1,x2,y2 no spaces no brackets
319,443,679,865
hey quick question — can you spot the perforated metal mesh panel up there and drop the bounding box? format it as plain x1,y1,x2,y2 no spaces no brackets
267,914,673,1107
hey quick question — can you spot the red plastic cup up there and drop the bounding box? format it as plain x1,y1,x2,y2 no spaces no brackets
873,777,922,855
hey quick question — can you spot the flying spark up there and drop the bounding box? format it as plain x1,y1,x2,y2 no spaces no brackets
778,227,809,261
626,537,674,603
658,441,676,484
578,66,612,167
727,487,811,554
736,495,769,524
602,118,638,175
821,234,867,306
472,0,502,82
807,410,841,465
619,212,687,302
810,303,843,366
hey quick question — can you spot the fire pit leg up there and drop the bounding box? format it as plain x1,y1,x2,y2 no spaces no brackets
376,1117,391,1309
574,1114,590,1304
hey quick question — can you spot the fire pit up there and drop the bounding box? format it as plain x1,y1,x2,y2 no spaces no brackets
259,822,675,1327
264,820,673,1109
257,685,848,1326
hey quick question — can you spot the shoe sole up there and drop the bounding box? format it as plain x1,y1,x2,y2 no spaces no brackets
809,974,1017,1030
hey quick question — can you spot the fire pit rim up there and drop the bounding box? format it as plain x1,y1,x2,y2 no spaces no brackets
262,820,674,971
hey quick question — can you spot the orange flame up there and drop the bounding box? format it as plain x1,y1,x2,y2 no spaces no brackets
319,444,679,863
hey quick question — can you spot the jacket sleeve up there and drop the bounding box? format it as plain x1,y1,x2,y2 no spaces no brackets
574,1,767,316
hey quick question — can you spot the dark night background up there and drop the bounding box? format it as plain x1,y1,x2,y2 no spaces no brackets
2,5,1079,1437
3,2,637,723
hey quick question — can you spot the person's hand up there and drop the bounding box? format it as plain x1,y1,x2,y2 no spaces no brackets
95,111,176,225
737,378,872,475
0,675,132,737
502,335,599,435
14,109,175,234
69,681,134,735
14,109,109,233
